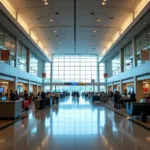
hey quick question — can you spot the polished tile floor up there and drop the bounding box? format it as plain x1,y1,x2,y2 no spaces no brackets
0,96,150,150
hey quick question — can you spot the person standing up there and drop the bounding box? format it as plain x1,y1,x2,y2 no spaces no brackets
131,91,136,102
10,90,15,101
24,90,28,101
41,91,46,100
114,91,118,109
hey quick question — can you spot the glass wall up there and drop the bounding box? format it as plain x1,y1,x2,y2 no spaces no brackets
52,86,98,92
123,42,133,71
45,63,51,83
99,63,105,83
30,52,38,76
18,42,27,72
0,25,16,67
112,53,120,76
53,55,97,83
100,86,106,92
135,25,150,66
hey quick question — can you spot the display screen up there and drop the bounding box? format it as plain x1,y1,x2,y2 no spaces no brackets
0,88,4,93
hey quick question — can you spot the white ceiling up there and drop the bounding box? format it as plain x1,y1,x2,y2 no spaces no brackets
7,0,141,56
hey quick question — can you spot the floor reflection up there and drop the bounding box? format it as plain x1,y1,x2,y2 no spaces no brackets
0,96,150,150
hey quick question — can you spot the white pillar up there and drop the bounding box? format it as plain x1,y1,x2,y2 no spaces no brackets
50,62,53,92
28,80,30,95
97,62,100,92
120,80,122,94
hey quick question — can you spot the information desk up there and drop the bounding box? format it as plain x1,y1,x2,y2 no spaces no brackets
35,99,46,109
0,100,22,119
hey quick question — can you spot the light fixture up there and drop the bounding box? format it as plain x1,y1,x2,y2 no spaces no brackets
44,0,47,2
90,43,92,45
94,30,96,33
102,2,106,5
44,1,48,5
104,0,107,1
58,43,61,45
0,32,2,34
50,19,54,22
97,19,101,22
54,30,57,33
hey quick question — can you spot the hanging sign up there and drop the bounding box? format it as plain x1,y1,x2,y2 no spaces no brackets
1,50,10,61
42,73,46,78
104,73,108,78
140,50,149,60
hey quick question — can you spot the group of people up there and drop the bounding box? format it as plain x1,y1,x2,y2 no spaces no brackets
109,91,136,109
10,90,29,101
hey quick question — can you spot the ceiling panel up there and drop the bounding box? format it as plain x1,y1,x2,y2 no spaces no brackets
7,0,142,55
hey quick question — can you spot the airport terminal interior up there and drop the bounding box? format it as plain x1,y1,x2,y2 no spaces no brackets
0,0,150,150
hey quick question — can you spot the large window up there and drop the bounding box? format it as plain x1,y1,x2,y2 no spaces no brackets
53,55,97,83
45,63,51,83
112,53,120,76
99,63,105,83
30,52,38,76
18,42,27,72
123,42,133,71
135,25,150,66
0,25,16,67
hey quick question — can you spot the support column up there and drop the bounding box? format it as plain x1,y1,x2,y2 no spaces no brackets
28,80,30,95
134,77,143,102
14,77,18,91
132,38,137,68
42,61,46,91
27,49,31,73
50,62,53,92
97,62,100,93
112,83,114,92
120,48,124,72
15,39,19,68
36,82,38,94
120,80,122,94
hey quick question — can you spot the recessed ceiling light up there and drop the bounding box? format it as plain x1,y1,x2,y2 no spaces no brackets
102,2,106,5
0,32,3,34
50,19,54,22
94,30,96,33
44,1,48,5
54,30,57,33
104,0,107,1
58,43,61,45
90,43,92,45
44,0,47,2
97,19,101,22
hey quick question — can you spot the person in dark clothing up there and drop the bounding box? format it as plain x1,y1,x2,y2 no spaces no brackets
15,91,19,100
41,91,46,100
131,91,136,102
24,90,28,100
114,91,118,109
10,90,16,101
